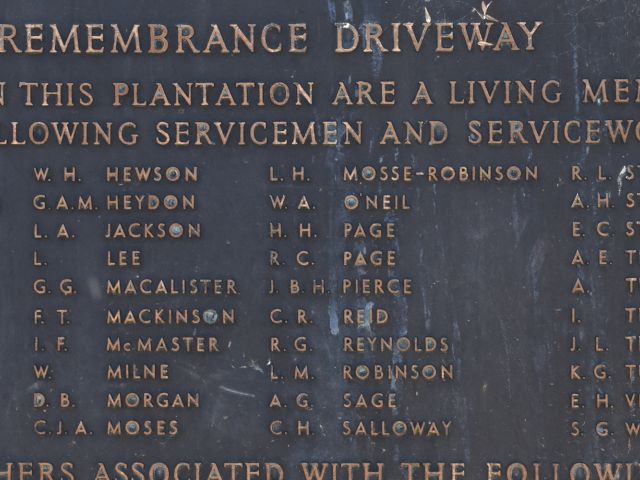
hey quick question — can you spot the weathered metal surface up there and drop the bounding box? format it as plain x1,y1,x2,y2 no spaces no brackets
0,0,637,478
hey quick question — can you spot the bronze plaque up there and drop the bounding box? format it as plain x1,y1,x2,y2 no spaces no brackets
0,0,637,479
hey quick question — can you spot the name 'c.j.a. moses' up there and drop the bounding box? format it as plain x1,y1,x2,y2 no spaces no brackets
0,20,543,55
